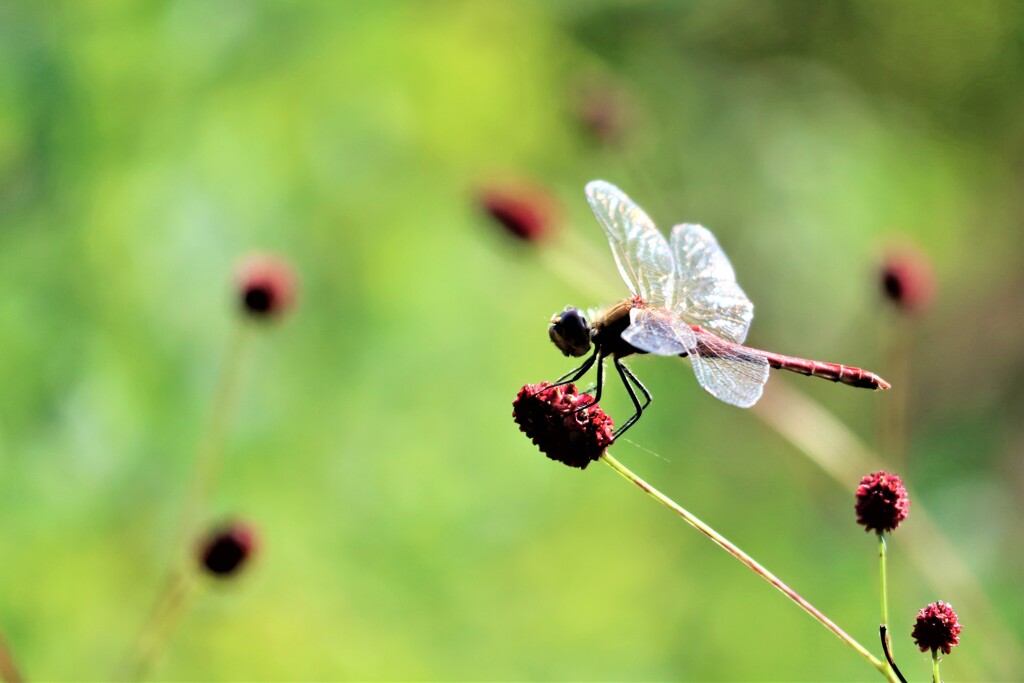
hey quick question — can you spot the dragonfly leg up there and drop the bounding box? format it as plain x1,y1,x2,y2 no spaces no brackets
618,360,652,411
612,358,651,439
571,351,606,413
569,352,606,417
550,346,599,387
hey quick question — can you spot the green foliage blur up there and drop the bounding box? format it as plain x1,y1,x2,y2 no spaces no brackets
1,1,1022,680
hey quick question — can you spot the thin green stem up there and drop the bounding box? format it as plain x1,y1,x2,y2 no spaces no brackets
879,534,890,637
120,320,255,679
932,649,941,683
600,452,897,682
174,321,255,562
878,534,898,680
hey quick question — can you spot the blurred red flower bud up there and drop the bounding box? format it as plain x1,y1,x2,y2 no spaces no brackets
513,382,614,469
235,253,297,319
880,247,936,314
478,183,558,243
855,470,910,534
912,601,962,655
198,522,258,578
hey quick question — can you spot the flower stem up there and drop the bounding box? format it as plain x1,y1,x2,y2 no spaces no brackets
932,649,941,683
120,319,255,679
600,452,897,682
0,632,22,683
174,320,255,559
879,534,890,642
878,534,900,681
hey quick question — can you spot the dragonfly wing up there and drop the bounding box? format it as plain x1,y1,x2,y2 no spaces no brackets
688,330,768,408
621,307,697,356
585,180,675,307
670,223,754,343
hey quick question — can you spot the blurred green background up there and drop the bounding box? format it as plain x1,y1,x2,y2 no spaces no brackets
1,1,1022,680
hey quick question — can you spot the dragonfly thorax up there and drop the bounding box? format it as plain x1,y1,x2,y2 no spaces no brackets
549,307,592,357
591,298,643,359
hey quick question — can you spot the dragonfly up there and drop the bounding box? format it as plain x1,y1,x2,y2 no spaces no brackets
548,180,891,438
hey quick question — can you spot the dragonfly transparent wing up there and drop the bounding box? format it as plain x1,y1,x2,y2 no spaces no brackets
670,223,754,343
688,329,769,408
621,307,697,356
585,180,675,307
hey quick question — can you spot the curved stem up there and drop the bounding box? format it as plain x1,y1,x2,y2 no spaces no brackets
600,452,896,682
880,626,907,683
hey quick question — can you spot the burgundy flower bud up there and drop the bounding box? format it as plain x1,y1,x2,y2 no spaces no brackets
880,247,936,314
478,184,558,243
513,382,614,469
235,253,297,319
198,522,258,578
912,601,962,655
855,470,909,533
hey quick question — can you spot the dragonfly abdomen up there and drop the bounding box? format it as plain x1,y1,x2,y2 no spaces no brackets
758,351,891,390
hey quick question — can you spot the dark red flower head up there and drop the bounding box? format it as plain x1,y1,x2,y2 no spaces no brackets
198,522,259,578
478,184,558,243
912,601,962,655
855,470,909,533
235,253,297,319
880,247,936,314
513,382,614,469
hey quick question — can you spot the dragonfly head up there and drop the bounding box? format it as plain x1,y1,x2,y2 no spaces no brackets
549,307,592,357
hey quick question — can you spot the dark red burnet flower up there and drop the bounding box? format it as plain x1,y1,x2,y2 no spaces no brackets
513,382,614,469
880,247,936,314
912,601,962,655
855,471,910,533
478,183,558,243
198,522,259,578
235,253,297,319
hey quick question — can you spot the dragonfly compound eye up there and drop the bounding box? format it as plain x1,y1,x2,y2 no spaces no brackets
549,308,592,357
